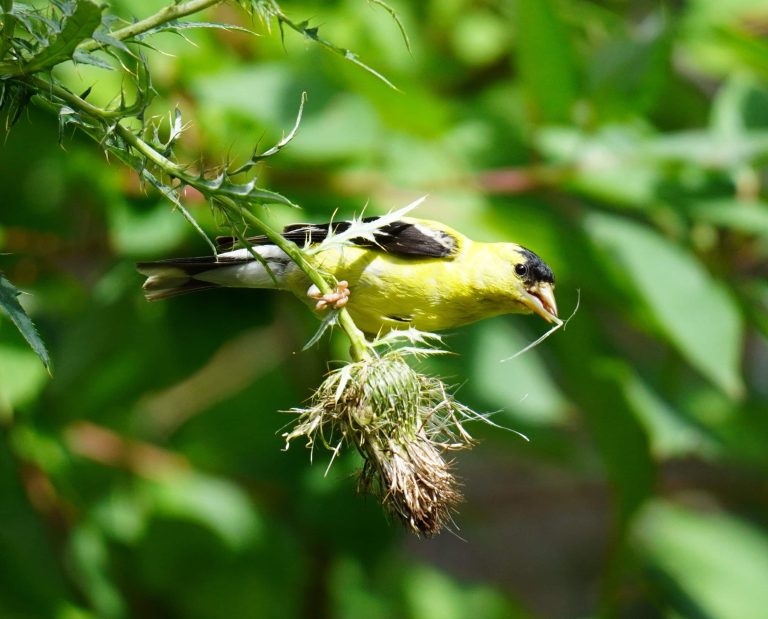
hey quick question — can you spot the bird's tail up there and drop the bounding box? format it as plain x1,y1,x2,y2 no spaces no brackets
137,258,223,301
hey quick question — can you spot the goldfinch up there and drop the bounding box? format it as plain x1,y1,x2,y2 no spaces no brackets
136,217,558,335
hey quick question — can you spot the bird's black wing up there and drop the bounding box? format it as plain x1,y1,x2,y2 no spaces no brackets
215,217,458,259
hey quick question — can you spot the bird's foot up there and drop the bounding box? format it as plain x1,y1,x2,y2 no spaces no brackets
307,281,350,311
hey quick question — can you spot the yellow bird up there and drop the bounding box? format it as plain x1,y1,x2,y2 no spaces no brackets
137,217,559,336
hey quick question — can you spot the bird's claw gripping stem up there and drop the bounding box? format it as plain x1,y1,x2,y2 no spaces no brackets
307,281,350,311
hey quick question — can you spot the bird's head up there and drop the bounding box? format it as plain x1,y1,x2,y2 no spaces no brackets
508,246,559,323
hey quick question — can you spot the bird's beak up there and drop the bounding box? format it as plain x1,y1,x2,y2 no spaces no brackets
521,282,559,323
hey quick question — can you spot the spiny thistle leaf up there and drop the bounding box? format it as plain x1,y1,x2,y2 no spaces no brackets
243,0,282,26
0,79,32,130
135,20,256,40
290,18,398,91
5,4,48,45
141,168,218,255
247,0,399,90
91,24,131,54
57,103,79,143
194,172,297,208
230,91,306,175
0,274,51,371
71,48,113,70
17,0,102,74
149,106,186,156
368,0,411,53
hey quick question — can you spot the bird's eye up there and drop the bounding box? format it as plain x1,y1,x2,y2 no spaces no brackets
515,263,528,277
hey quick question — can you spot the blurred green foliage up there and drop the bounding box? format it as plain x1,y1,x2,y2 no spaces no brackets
2,0,768,617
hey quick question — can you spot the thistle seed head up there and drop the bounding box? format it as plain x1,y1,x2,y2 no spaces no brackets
284,350,481,536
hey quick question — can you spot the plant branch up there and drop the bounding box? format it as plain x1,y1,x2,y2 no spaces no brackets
25,75,134,119
27,76,371,361
79,0,225,52
14,0,378,361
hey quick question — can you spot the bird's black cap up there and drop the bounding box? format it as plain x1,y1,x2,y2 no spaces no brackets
518,248,555,284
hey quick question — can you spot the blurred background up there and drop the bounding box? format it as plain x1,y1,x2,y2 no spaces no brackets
2,0,768,617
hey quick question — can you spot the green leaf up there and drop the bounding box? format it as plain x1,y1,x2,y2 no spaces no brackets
0,274,50,371
586,213,744,398
107,199,188,256
148,472,262,549
620,371,719,458
649,129,768,168
402,565,529,619
0,343,48,417
580,360,655,526
710,74,768,136
515,0,578,123
536,124,662,208
712,25,768,82
586,16,672,119
636,501,768,619
9,424,67,473
537,124,768,206
688,199,768,240
0,437,77,617
67,523,126,618
21,0,102,74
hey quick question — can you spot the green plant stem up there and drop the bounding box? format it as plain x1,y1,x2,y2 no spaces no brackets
114,125,370,360
28,75,371,361
26,74,129,119
79,0,225,52
219,201,371,361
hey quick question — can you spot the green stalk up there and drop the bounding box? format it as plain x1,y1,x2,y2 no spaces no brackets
79,0,224,52
220,202,371,361
25,75,133,119
114,125,371,360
